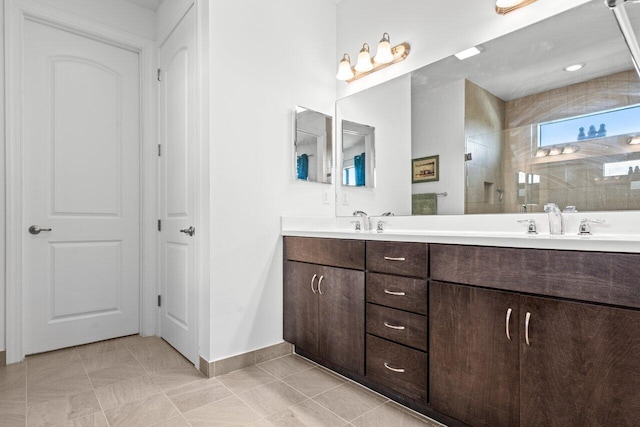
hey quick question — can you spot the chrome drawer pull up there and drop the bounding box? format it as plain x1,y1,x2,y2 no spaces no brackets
384,256,406,261
384,322,406,330
525,312,531,346
383,289,406,296
506,308,512,341
384,362,405,373
310,274,317,294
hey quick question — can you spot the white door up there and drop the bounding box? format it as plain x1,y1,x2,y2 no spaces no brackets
159,6,197,364
23,19,141,354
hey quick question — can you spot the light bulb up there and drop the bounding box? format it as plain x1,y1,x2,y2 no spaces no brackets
355,44,373,72
336,54,354,81
374,33,393,64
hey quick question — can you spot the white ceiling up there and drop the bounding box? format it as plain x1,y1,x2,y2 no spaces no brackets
413,0,640,101
124,0,163,12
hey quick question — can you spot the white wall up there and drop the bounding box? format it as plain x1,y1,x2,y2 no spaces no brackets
336,0,591,98
412,80,466,215
336,75,412,217
1,0,6,353
207,0,337,361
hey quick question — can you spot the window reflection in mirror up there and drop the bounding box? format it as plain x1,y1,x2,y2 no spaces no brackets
294,106,333,184
342,120,375,188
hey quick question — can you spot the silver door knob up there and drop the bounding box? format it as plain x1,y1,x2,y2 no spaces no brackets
29,225,52,235
180,226,195,236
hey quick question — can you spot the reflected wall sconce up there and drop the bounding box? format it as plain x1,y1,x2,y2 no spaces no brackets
336,33,410,83
496,0,537,15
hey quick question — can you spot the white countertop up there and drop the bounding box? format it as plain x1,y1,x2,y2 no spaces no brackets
281,213,640,253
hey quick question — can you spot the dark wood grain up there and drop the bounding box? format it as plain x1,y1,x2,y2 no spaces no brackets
366,273,428,315
429,281,520,427
366,304,427,351
520,295,640,427
284,236,365,270
430,244,640,309
283,261,319,355
366,241,427,277
318,265,365,376
366,334,427,403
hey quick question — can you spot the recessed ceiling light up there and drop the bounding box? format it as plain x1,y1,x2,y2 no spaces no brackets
454,46,482,60
563,63,585,72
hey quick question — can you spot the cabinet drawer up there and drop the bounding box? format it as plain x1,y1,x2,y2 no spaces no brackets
366,273,427,315
366,304,427,351
366,334,427,402
284,236,364,270
430,244,640,310
366,241,427,277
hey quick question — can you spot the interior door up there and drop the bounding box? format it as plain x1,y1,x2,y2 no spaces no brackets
159,6,197,364
23,19,141,354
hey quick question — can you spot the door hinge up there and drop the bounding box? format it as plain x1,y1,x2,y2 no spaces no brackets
157,219,161,231
157,295,161,307
465,153,473,161
157,68,162,81
158,144,161,156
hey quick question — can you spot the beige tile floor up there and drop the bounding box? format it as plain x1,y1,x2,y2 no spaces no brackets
0,336,445,427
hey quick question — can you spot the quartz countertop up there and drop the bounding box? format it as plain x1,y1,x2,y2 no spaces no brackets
281,213,640,253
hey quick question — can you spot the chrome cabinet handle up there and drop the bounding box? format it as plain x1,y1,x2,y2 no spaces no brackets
383,289,406,296
384,362,405,373
29,225,52,235
384,322,406,330
506,308,513,341
384,256,406,261
317,275,324,295
180,226,195,236
310,274,317,294
525,312,531,346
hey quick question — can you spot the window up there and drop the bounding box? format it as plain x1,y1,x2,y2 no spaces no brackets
538,104,640,147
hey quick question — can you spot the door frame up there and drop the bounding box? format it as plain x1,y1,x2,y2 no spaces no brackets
4,0,157,363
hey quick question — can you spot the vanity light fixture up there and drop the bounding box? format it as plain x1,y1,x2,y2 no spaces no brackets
355,44,374,72
454,46,483,60
562,145,580,154
548,147,563,156
628,135,640,144
496,0,537,15
336,33,410,83
535,148,549,158
563,63,585,72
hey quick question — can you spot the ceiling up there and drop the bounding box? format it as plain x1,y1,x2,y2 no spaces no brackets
413,0,640,101
124,0,163,12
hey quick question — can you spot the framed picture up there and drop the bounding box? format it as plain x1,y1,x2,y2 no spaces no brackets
412,155,439,183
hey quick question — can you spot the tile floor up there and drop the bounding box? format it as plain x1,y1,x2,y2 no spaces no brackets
0,335,445,427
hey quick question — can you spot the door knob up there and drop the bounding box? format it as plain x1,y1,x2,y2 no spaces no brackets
29,225,52,235
180,226,195,236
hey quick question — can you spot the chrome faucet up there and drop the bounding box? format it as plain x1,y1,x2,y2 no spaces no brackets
353,210,371,231
543,203,564,235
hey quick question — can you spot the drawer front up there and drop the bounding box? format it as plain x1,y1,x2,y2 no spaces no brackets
367,273,427,315
366,304,427,351
284,236,364,270
366,241,427,277
430,244,640,310
366,334,427,402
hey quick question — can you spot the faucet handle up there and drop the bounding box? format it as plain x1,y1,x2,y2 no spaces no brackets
376,220,387,233
578,218,605,235
517,219,538,234
350,220,362,231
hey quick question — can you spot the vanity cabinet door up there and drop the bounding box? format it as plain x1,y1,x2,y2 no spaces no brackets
318,265,365,376
519,296,640,427
283,261,319,356
430,281,520,427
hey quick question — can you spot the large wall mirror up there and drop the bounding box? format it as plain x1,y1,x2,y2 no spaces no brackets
294,106,333,184
335,0,640,216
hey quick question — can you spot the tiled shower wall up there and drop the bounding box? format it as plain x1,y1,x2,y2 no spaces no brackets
466,70,640,214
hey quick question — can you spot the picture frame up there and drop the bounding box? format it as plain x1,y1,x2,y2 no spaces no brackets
412,155,439,183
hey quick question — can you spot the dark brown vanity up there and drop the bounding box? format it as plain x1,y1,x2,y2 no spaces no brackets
283,236,640,427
